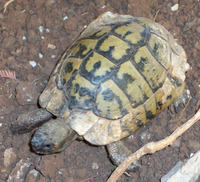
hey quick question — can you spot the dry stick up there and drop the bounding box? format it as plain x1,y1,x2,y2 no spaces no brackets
107,108,200,182
153,9,160,22
3,0,15,13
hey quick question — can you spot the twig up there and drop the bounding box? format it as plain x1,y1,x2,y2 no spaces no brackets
107,108,200,182
154,10,160,22
3,0,15,13
0,69,20,82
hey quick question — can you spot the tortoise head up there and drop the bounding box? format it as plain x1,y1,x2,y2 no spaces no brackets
31,118,78,154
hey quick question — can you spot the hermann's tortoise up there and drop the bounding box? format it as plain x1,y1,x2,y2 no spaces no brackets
11,12,190,170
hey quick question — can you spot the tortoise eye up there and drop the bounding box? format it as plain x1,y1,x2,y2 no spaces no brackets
45,144,51,149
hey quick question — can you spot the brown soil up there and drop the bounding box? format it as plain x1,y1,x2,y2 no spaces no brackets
0,0,199,181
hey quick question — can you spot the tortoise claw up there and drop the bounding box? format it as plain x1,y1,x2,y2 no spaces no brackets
168,89,191,114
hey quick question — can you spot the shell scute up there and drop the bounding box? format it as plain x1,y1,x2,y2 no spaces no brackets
93,79,132,119
131,46,167,92
147,34,171,70
112,21,149,47
69,39,98,58
95,34,133,65
60,57,83,86
79,51,116,85
113,61,153,108
66,73,97,110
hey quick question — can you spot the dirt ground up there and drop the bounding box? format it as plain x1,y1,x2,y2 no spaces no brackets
0,0,199,181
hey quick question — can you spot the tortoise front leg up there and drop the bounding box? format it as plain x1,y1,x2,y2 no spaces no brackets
11,108,53,134
106,140,141,171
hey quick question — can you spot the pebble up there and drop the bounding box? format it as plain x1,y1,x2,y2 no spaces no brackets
46,28,50,33
29,60,37,67
58,171,63,174
91,162,99,169
4,148,17,167
38,25,44,33
161,150,200,182
171,4,179,11
48,44,56,49
39,53,43,58
8,159,32,182
63,16,68,21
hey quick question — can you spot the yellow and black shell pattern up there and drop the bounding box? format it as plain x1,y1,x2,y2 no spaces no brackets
39,12,189,145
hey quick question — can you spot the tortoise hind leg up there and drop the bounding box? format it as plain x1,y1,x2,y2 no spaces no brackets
11,108,53,134
169,89,191,113
106,140,141,171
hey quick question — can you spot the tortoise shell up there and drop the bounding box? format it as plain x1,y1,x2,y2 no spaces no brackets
39,12,189,145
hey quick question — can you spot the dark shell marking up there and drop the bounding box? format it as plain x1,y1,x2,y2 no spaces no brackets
38,15,188,146
51,20,184,122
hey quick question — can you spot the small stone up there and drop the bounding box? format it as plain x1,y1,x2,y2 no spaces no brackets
91,162,99,169
38,26,44,33
38,53,43,58
47,44,56,49
161,150,200,182
29,61,37,67
46,28,50,33
8,159,32,182
4,148,17,167
171,4,179,11
63,16,68,21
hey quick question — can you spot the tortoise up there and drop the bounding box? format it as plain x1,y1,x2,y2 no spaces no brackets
11,12,190,170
